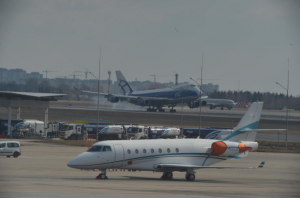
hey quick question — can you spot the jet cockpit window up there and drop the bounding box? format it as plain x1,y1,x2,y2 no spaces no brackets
87,145,102,152
102,146,112,152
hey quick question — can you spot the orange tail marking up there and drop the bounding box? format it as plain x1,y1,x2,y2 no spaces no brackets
238,143,252,153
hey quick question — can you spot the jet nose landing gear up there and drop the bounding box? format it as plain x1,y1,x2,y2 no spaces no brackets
96,170,108,179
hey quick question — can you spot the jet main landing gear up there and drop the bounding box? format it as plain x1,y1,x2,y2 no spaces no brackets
96,170,108,179
185,173,195,181
161,172,173,180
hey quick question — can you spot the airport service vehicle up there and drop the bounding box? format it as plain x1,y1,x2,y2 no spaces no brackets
60,123,122,140
68,102,266,181
45,122,65,138
200,98,236,110
11,120,44,137
0,141,21,158
0,119,23,137
102,125,181,140
75,70,207,113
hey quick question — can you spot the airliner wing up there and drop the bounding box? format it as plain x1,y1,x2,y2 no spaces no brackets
74,87,173,100
155,161,265,171
74,87,138,99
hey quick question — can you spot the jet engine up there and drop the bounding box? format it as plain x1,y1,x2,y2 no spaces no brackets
108,96,120,103
139,99,150,106
211,141,256,156
201,100,207,106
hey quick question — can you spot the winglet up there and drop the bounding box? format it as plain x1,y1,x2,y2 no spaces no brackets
258,161,265,168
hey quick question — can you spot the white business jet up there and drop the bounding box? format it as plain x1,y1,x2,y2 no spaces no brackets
68,102,266,181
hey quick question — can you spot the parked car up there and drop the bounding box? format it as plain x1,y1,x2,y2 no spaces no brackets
0,141,21,158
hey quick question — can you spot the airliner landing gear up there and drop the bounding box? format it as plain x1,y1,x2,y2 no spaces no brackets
185,173,195,181
169,105,176,113
221,107,224,110
96,170,108,179
158,107,165,112
161,172,173,180
147,107,157,112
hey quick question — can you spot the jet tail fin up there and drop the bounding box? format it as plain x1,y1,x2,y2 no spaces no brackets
116,71,133,95
222,102,263,142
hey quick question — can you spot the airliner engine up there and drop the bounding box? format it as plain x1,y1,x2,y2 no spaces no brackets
109,96,120,103
211,141,256,156
139,99,150,106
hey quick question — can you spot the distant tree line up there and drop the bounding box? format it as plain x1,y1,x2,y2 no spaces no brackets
208,90,300,110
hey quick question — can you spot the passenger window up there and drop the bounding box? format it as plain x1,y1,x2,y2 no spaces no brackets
151,149,154,153
7,143,14,148
135,149,139,154
139,128,142,132
0,143,6,148
102,146,112,152
158,148,162,153
176,148,179,153
87,146,102,152
127,149,131,154
143,149,146,154
14,143,19,147
167,148,170,153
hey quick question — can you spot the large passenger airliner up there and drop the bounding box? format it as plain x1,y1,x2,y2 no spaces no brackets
68,102,266,181
75,71,207,113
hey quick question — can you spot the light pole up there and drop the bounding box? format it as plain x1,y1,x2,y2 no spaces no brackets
276,81,289,149
190,77,202,139
89,48,101,141
89,71,100,141
276,58,289,149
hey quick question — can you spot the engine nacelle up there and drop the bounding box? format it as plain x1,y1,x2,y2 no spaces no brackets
211,141,256,156
201,100,207,106
108,96,120,103
139,99,150,106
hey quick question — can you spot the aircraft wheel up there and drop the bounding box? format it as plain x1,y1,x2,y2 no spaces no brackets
96,173,108,179
6,156,11,158
166,172,173,179
185,173,195,181
221,107,224,110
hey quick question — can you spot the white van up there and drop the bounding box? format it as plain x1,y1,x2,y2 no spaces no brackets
0,141,21,158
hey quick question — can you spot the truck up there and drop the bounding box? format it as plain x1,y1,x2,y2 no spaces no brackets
45,122,65,138
103,125,181,140
0,119,23,137
59,123,116,140
11,120,45,138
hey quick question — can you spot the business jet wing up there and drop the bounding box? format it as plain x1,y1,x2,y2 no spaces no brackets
239,129,285,132
155,161,265,171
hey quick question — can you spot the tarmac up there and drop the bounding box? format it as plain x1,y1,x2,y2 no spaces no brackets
0,139,300,198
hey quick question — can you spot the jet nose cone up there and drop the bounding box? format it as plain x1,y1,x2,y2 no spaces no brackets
67,158,76,168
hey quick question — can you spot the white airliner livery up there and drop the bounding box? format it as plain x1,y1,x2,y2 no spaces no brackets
201,98,236,110
68,102,266,181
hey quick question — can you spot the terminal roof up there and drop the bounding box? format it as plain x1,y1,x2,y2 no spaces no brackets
0,91,66,101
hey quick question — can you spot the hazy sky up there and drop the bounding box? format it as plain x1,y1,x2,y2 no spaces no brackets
0,0,299,95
